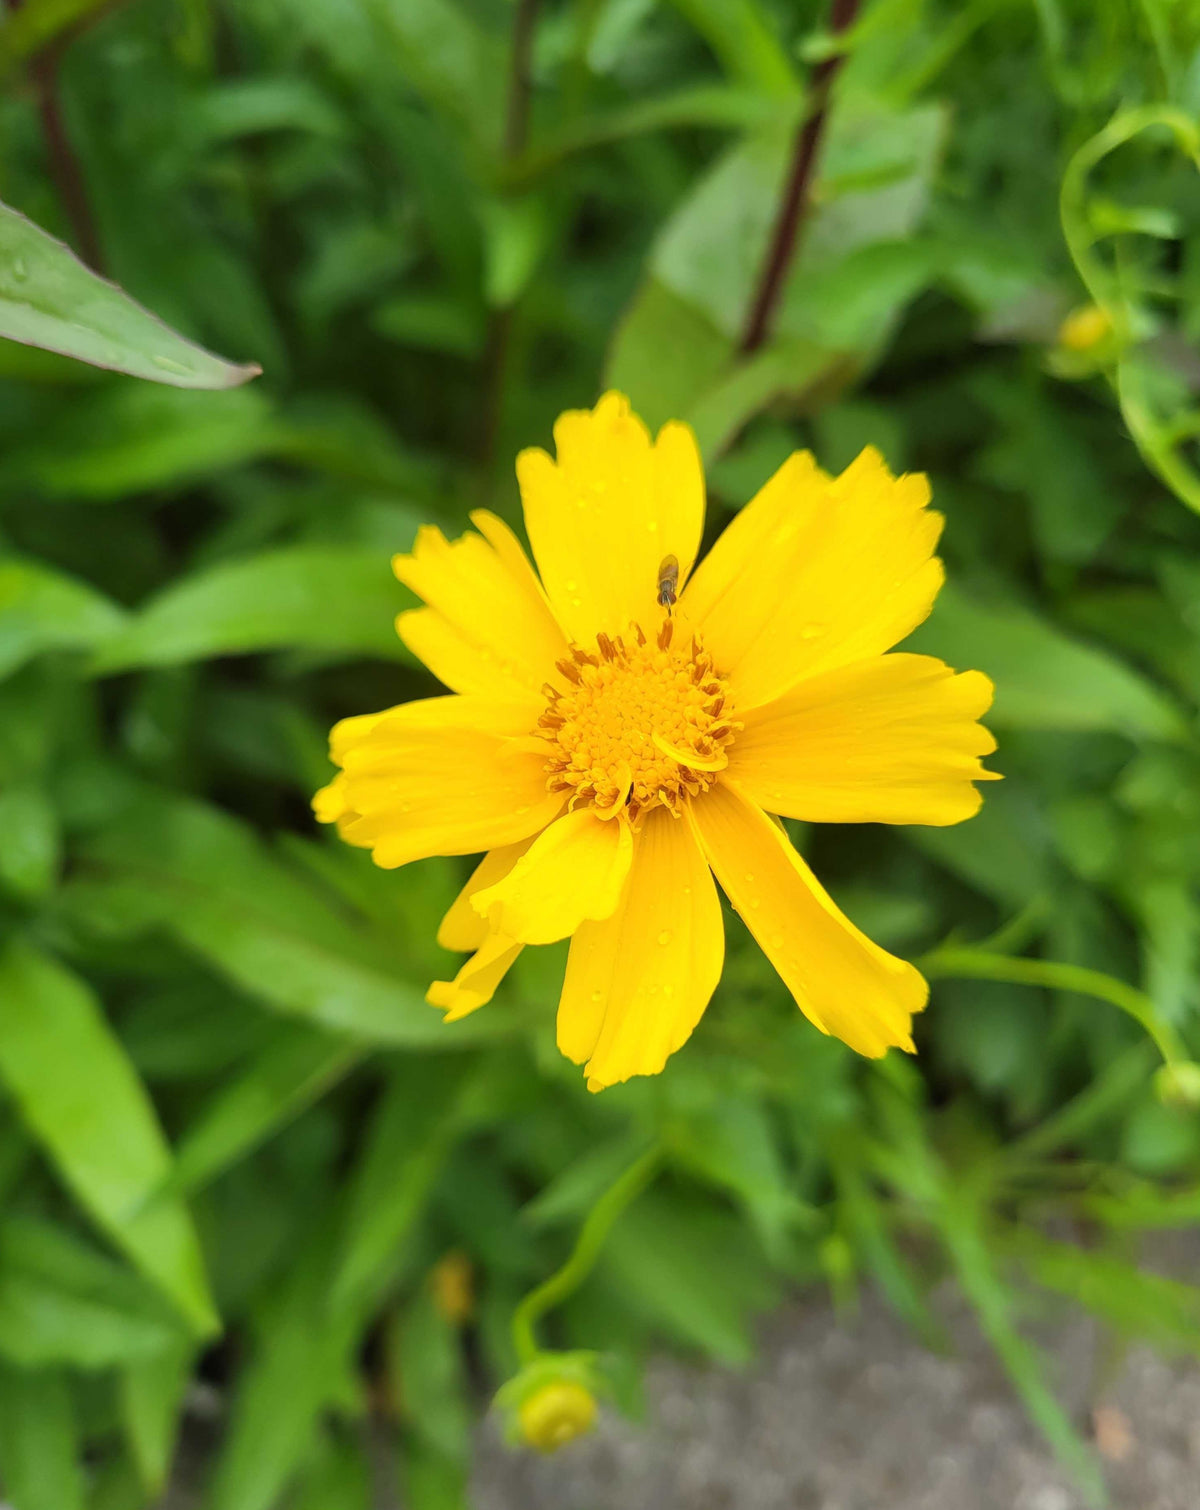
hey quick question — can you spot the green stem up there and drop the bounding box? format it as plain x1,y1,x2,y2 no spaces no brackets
919,947,1189,1068
1060,104,1200,514
511,1145,662,1364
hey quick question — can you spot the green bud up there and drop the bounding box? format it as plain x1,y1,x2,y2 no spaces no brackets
1154,1061,1200,1110
494,1351,606,1454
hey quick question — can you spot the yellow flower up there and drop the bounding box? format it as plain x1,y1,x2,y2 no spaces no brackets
315,392,997,1090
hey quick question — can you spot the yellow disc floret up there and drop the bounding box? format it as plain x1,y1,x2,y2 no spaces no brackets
538,617,736,823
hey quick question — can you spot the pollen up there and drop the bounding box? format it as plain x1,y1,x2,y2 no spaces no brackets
538,617,737,823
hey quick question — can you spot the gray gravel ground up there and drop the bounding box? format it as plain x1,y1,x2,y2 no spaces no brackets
472,1283,1200,1510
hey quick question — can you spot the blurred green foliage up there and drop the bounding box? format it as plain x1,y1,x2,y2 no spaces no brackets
1,1,1200,1507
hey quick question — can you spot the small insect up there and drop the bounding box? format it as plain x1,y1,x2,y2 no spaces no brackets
656,553,679,610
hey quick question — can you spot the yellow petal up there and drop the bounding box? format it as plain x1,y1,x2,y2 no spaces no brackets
393,513,567,704
727,654,999,826
517,391,704,642
688,783,927,1057
312,771,352,825
427,931,523,1021
473,809,633,945
683,448,944,710
437,838,536,952
556,807,723,1089
334,696,562,869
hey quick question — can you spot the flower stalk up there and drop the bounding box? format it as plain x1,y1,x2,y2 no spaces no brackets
511,1144,662,1364
739,0,861,354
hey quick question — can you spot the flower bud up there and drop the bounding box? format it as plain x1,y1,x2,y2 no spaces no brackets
494,1350,605,1453
518,1379,598,1452
1057,304,1111,353
1154,1061,1200,1110
430,1250,474,1324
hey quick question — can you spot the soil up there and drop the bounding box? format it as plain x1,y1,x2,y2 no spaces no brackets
472,1279,1200,1510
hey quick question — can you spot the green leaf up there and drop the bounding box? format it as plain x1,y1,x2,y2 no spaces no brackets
211,1220,357,1510
81,792,513,1047
0,781,60,899
831,1156,943,1346
651,102,941,343
0,557,126,679
684,338,843,461
507,84,782,184
599,1191,780,1364
664,0,797,93
119,1341,192,1495
1010,1228,1200,1355
606,278,732,434
401,1441,470,1510
172,1023,364,1194
669,1098,809,1261
90,546,411,673
0,386,274,500
368,0,504,154
939,1194,1105,1506
0,941,217,1336
0,1217,184,1370
191,77,349,145
907,782,1052,909
0,201,259,387
332,1058,476,1309
521,1134,654,1230
293,1432,372,1510
392,1288,470,1458
906,581,1189,740
607,100,942,449
480,196,549,309
0,1362,84,1510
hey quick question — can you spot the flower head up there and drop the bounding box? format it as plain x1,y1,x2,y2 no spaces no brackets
315,393,998,1089
517,1380,597,1452
493,1350,603,1453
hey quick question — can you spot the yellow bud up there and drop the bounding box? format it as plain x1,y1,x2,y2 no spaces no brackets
1057,303,1111,353
430,1250,474,1324
1154,1061,1200,1110
517,1380,597,1453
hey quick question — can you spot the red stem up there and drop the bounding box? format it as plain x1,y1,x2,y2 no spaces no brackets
7,0,105,272
739,0,861,355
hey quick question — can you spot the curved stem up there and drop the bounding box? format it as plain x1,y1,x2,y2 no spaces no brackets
512,1145,663,1364
1059,104,1200,513
919,946,1189,1068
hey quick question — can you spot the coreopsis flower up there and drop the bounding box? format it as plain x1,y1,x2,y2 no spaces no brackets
314,393,997,1090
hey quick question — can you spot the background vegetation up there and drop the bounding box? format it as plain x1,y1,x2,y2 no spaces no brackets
1,0,1200,1506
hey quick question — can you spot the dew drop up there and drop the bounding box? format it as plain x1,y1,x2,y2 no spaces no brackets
565,578,578,592
590,990,604,1004
799,623,825,640
657,929,672,946
11,258,27,282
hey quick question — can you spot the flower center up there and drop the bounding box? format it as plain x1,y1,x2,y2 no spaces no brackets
538,619,737,823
